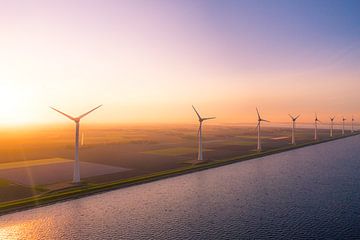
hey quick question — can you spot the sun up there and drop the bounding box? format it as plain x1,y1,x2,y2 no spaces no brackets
0,83,36,125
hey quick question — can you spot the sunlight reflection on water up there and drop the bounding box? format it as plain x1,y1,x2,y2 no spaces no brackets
1,136,360,239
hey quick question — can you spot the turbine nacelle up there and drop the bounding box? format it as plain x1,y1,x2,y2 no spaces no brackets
289,114,300,122
50,105,103,123
256,108,269,123
192,105,216,122
200,117,216,122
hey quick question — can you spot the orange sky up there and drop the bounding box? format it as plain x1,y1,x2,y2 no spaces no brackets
0,1,359,126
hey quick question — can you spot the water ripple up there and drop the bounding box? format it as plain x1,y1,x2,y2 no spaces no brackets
1,136,360,239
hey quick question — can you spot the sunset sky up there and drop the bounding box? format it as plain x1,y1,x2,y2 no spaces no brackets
0,0,359,125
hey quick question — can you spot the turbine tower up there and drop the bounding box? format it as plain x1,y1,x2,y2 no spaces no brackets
314,113,320,141
192,105,215,161
351,116,355,133
50,105,102,183
342,117,346,135
329,116,335,137
289,114,300,145
256,108,269,151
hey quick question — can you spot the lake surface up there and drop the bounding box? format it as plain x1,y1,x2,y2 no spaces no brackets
1,136,360,239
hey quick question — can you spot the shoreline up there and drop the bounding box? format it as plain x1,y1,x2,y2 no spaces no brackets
0,133,358,216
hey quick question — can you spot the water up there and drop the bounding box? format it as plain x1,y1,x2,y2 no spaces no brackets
1,136,360,239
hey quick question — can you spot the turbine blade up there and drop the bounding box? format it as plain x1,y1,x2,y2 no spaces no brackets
78,105,103,119
261,119,270,123
192,105,202,121
288,114,294,120
50,107,75,121
255,122,260,131
256,107,261,119
203,117,216,121
294,114,301,120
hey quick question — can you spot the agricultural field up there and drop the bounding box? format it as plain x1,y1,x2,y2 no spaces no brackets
0,123,351,202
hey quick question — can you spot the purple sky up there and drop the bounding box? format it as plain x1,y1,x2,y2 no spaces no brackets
0,0,359,124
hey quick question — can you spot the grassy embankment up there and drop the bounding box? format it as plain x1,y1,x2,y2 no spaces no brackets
0,133,358,215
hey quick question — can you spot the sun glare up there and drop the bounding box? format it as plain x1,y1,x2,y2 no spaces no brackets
0,83,36,125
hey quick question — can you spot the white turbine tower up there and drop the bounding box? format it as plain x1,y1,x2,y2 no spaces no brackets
192,106,215,161
342,117,346,135
50,105,102,183
314,113,320,141
329,116,335,137
289,114,300,145
256,108,269,151
351,116,355,133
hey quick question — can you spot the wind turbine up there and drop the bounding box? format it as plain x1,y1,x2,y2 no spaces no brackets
256,108,269,151
192,105,215,161
329,116,335,137
342,117,346,135
289,114,300,145
351,116,355,133
314,113,320,141
50,105,102,183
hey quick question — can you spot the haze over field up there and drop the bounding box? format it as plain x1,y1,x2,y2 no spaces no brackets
0,0,359,126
